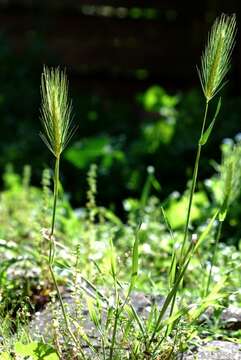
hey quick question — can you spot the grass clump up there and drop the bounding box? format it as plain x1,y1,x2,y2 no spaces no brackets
0,12,240,360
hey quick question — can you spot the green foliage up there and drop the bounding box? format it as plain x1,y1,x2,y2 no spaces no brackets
142,85,179,112
219,141,241,220
0,352,13,360
65,135,125,170
0,154,240,358
165,190,210,229
14,342,59,360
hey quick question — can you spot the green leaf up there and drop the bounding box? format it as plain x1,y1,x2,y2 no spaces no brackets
163,304,190,327
219,207,227,222
194,209,219,251
127,227,140,297
14,342,59,359
151,176,161,192
154,255,192,333
140,174,152,209
86,296,101,328
129,303,146,337
166,191,209,229
160,206,176,289
65,135,124,170
199,97,221,145
109,238,117,281
100,208,123,226
168,251,177,290
0,353,12,360
189,276,227,322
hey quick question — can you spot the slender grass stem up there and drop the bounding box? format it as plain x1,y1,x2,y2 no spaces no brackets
49,156,59,264
50,156,60,236
180,101,209,261
109,306,119,360
48,265,86,359
109,238,140,360
148,242,193,349
205,220,223,296
164,253,178,338
48,156,86,360
109,282,119,360
164,290,176,338
163,102,209,343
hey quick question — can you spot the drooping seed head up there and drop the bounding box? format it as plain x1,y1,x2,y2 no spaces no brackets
40,66,74,158
198,14,236,102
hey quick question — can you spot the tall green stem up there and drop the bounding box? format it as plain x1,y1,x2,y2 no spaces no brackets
148,242,193,348
49,156,59,264
109,277,119,360
48,156,86,359
51,156,59,236
161,100,209,346
180,101,209,260
109,304,119,360
205,220,223,295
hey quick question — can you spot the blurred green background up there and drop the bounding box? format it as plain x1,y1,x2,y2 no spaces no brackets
0,1,240,212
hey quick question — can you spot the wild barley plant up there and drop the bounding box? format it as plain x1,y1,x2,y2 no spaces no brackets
147,13,237,352
40,67,85,357
181,13,236,257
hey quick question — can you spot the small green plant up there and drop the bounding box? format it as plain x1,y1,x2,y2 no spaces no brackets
40,67,85,357
144,13,237,352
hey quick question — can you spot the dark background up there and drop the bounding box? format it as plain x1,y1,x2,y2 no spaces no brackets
0,0,240,211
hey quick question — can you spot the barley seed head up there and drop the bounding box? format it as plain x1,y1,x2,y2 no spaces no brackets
40,66,75,158
198,13,236,102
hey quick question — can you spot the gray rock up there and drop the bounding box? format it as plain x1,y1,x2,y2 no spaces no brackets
181,340,241,360
29,291,166,353
30,291,241,358
220,306,241,330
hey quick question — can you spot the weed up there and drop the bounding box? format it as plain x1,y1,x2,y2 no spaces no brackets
0,13,240,360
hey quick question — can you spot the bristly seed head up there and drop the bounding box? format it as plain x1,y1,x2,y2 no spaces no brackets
40,66,75,158
198,13,236,102
220,142,241,210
